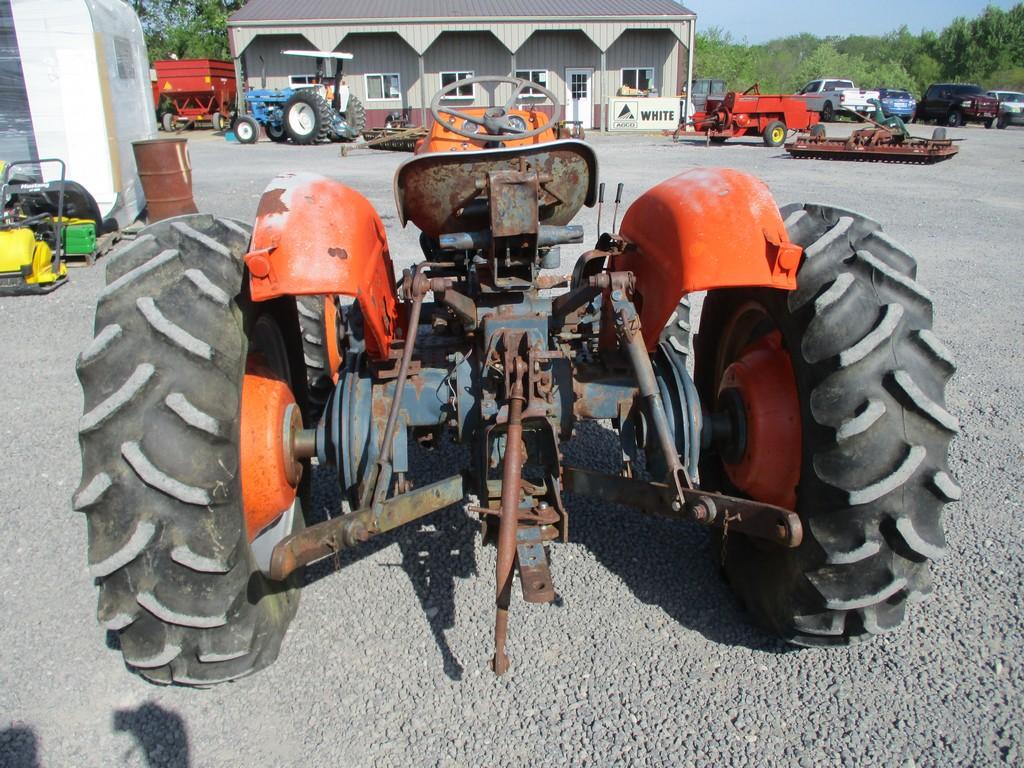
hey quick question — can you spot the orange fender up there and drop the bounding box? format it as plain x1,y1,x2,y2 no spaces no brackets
612,168,801,350
246,173,399,360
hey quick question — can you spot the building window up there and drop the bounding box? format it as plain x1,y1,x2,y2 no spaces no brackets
622,67,654,92
440,71,474,98
514,69,547,97
365,73,401,101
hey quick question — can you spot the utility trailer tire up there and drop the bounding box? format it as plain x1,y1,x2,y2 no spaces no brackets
75,215,307,685
763,120,787,147
694,204,959,646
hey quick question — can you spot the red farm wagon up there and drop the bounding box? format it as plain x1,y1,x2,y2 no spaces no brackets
154,58,237,132
680,84,821,147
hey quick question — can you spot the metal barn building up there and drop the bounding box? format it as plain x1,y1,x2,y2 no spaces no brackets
227,0,696,131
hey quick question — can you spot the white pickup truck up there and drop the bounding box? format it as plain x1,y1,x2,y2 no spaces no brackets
796,78,880,121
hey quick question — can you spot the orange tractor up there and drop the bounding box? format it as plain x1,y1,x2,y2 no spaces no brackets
76,77,958,684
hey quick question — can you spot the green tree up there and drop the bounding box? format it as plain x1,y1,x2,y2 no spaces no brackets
131,1,243,61
694,27,757,86
691,3,1024,97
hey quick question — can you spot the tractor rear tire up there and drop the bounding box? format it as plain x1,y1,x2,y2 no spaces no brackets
284,90,331,144
343,94,366,137
296,295,342,420
659,296,692,365
75,215,306,685
694,204,958,646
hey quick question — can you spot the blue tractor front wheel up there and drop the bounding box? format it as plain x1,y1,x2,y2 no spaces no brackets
234,116,260,144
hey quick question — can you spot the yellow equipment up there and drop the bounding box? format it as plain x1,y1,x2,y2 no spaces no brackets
0,159,69,296
0,228,67,292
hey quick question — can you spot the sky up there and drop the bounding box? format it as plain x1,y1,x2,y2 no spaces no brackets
690,0,1020,43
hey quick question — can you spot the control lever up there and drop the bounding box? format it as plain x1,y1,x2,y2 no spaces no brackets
611,182,624,233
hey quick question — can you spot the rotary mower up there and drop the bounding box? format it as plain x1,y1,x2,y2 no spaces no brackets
76,77,959,684
785,101,960,163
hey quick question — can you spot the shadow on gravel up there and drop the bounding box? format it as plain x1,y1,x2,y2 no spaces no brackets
113,702,190,768
304,442,478,680
563,420,791,653
0,725,40,768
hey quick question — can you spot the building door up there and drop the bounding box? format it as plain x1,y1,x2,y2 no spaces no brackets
565,68,593,129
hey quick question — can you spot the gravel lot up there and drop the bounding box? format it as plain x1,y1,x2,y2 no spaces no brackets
2,122,1022,767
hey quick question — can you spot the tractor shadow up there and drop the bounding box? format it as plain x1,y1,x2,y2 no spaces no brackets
303,440,478,680
562,420,791,654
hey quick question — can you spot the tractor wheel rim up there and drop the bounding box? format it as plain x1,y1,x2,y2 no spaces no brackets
772,127,785,143
240,315,302,550
238,123,252,140
714,302,802,509
289,103,315,134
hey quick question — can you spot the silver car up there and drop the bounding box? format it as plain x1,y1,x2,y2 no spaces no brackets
987,90,1024,128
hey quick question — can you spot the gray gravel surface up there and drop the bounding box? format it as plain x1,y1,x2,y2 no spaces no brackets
1,123,1022,767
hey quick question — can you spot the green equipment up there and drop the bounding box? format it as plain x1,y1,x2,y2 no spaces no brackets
867,98,910,137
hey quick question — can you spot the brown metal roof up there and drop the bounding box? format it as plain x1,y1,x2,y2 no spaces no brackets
229,0,694,23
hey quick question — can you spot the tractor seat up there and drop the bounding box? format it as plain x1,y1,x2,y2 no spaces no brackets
394,140,599,237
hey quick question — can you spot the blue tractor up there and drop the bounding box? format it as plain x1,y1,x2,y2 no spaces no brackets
234,51,366,145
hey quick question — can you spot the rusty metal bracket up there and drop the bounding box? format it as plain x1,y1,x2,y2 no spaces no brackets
516,526,555,603
608,286,693,505
562,465,802,548
268,473,466,581
359,267,428,513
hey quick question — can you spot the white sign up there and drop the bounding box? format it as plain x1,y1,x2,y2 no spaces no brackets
608,97,681,131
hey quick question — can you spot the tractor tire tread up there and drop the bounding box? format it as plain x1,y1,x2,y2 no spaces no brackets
344,95,367,137
76,214,299,685
295,295,333,418
659,295,692,364
697,203,957,647
283,90,331,145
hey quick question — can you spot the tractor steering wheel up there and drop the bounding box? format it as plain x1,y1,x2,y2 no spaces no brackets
430,75,561,142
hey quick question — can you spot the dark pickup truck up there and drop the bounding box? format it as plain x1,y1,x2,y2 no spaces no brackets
914,83,999,127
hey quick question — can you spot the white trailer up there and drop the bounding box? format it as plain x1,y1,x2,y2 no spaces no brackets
0,0,156,229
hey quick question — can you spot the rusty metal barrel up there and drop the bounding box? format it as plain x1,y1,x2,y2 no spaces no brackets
131,137,199,222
